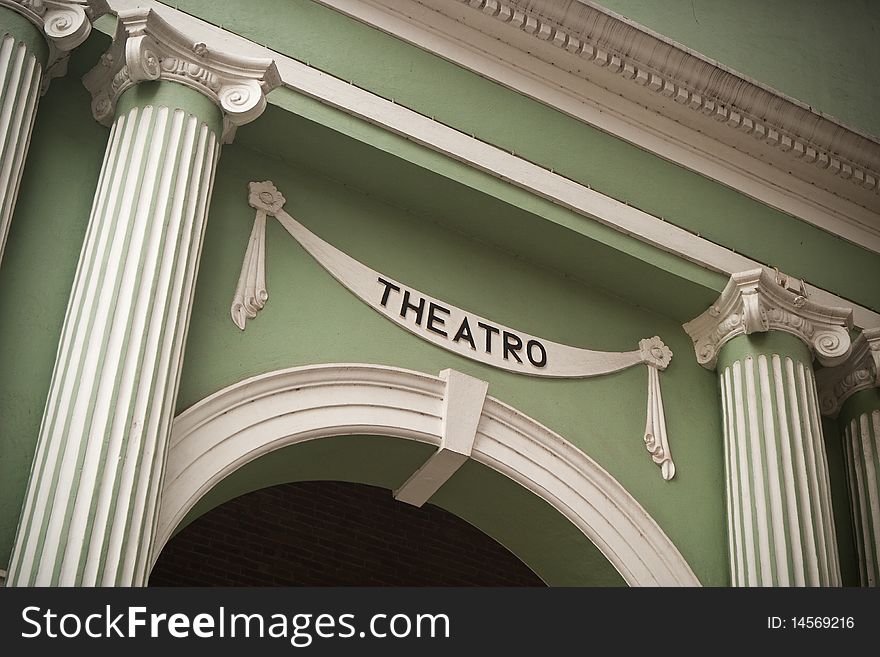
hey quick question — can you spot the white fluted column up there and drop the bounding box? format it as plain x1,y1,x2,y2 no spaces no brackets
818,328,880,586
843,409,880,586
0,1,107,265
6,8,278,586
685,268,853,586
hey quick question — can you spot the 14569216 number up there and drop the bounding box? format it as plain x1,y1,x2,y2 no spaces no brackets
790,617,854,629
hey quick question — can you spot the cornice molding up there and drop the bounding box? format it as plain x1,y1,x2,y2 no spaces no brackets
683,268,854,370
453,0,879,205
314,0,880,250
816,328,880,418
82,8,280,142
1,0,109,92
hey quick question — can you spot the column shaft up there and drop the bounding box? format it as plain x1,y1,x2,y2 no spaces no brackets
720,348,840,586
0,23,42,262
842,408,880,586
7,100,219,586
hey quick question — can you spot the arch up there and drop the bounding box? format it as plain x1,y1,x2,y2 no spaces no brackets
155,363,700,586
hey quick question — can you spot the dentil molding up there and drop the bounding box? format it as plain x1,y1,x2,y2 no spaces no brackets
314,0,880,253
816,328,880,418
0,0,109,92
683,268,854,370
449,0,879,207
82,8,280,142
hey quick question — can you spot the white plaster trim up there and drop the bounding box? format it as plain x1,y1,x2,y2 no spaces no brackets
155,363,701,586
101,1,880,331
394,369,488,507
314,0,880,248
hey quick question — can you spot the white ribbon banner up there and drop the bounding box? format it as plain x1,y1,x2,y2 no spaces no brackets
232,182,677,480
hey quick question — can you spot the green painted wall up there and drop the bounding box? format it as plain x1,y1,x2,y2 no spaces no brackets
175,143,729,585
597,0,880,137
237,99,726,323
0,59,731,583
155,0,880,312
0,18,730,584
0,2,867,585
0,36,110,569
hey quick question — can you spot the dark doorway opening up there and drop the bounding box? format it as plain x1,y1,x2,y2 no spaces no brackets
150,480,545,586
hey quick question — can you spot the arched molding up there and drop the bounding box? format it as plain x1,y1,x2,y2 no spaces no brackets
155,363,700,586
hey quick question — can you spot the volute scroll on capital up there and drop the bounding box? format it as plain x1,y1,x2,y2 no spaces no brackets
0,0,109,92
683,268,854,371
816,328,880,418
82,8,281,142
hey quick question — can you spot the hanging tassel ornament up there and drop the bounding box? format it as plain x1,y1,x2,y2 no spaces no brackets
230,181,285,329
640,337,676,480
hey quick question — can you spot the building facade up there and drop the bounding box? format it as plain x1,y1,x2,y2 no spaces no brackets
0,0,877,587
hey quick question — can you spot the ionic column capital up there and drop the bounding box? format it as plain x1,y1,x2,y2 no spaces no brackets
0,0,109,88
683,267,854,370
816,328,880,418
83,7,280,142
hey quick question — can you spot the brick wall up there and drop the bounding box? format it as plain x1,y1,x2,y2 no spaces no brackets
150,480,546,586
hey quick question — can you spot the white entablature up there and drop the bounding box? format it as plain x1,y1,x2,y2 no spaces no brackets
315,0,880,252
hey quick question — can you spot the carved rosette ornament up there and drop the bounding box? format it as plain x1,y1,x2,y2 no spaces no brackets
248,180,287,215
639,336,672,370
683,268,853,370
816,328,880,418
82,8,281,142
0,0,108,91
